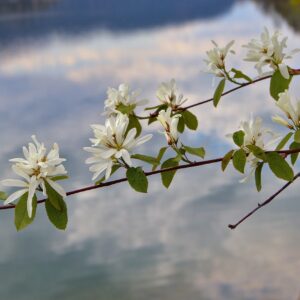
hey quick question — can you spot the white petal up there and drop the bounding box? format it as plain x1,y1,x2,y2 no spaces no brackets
135,134,153,146
46,179,66,198
121,149,132,166
278,64,290,80
4,189,28,205
1,179,28,188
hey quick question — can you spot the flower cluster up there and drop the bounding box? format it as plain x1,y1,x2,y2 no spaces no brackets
204,40,235,77
1,136,67,217
243,27,299,79
156,79,187,109
272,90,300,130
104,83,148,116
84,114,152,181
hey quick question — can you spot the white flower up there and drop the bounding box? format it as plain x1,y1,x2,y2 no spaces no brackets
157,107,181,145
204,40,235,77
230,116,278,182
156,79,187,109
1,136,67,217
104,83,148,116
84,114,152,181
243,27,300,79
272,90,300,129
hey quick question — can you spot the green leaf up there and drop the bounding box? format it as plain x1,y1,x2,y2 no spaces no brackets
145,104,167,111
131,154,160,165
289,141,300,165
246,144,267,161
213,78,226,107
294,130,300,143
255,162,264,192
14,193,37,231
270,69,292,100
232,130,245,147
161,158,179,188
95,165,121,185
126,167,148,193
184,146,205,158
275,132,293,150
116,103,136,115
45,197,68,230
127,115,142,137
232,149,247,173
222,150,234,171
51,175,69,182
45,180,63,211
231,68,252,82
177,115,185,133
266,152,294,181
152,147,168,171
181,110,198,130
0,191,7,201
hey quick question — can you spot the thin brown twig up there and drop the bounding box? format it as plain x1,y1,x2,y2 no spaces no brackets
1,148,300,211
136,68,300,120
228,172,300,230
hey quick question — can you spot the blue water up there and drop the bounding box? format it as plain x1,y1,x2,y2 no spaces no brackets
0,1,300,299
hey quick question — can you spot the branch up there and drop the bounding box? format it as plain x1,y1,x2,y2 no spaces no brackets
1,147,300,211
136,68,300,120
228,172,300,230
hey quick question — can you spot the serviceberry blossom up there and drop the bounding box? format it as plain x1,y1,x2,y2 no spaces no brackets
156,79,187,109
272,90,300,130
157,107,181,145
243,27,300,79
104,83,148,116
204,40,235,77
84,114,152,181
1,136,67,217
230,117,277,182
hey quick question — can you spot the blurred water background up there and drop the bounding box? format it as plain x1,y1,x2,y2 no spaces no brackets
0,1,300,299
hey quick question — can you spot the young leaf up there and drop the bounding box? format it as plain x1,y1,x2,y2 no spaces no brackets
177,116,185,133
255,162,264,192
232,130,245,147
45,180,63,211
127,115,142,137
0,191,7,201
181,110,198,130
152,147,168,171
246,144,267,161
131,154,160,165
95,165,121,185
289,141,300,165
45,197,68,230
294,130,300,143
184,146,205,158
213,78,226,107
15,193,37,231
231,68,252,82
270,69,292,100
222,150,234,171
275,132,293,150
51,175,69,182
232,149,247,173
161,158,179,188
266,152,294,181
126,167,148,193
145,104,167,111
116,103,136,115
